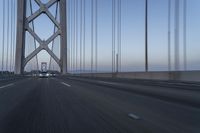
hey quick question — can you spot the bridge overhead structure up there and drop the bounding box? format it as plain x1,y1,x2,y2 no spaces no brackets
15,0,67,74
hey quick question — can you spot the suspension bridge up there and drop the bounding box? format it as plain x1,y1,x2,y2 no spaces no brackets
0,0,200,133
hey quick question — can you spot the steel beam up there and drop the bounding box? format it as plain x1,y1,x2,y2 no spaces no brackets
46,10,60,29
34,0,43,6
46,0,58,8
24,46,43,66
46,30,61,45
26,26,43,44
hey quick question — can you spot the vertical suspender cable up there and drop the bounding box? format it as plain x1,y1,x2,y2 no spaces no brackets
49,1,59,70
112,0,116,73
117,0,119,73
68,0,71,72
67,0,72,73
91,0,94,73
12,0,16,72
83,0,86,72
175,0,180,71
12,0,15,72
117,0,121,73
6,0,10,71
67,0,70,73
70,0,73,72
69,0,71,72
114,0,116,73
10,0,13,72
75,0,77,72
145,0,148,72
95,0,98,73
80,0,83,73
73,0,76,73
76,0,78,72
112,0,114,73
183,0,187,70
119,0,121,72
1,0,5,72
168,0,171,71
30,0,39,71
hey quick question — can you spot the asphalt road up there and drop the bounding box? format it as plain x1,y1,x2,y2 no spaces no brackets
0,77,200,133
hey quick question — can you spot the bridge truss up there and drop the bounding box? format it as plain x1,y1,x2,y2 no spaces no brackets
15,0,67,74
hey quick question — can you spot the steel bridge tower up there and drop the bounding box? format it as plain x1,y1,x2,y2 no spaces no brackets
15,0,67,74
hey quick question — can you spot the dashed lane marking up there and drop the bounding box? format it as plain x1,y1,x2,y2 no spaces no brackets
128,113,141,120
0,83,14,89
61,82,71,87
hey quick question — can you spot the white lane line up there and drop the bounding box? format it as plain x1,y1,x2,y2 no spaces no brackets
167,82,200,87
61,82,71,87
98,81,118,85
0,83,14,89
128,113,141,120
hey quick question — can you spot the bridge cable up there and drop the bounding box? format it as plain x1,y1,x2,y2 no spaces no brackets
119,0,122,72
174,0,180,71
117,0,121,72
145,0,148,72
6,0,10,71
95,0,98,73
112,0,116,73
168,0,171,71
71,0,75,73
112,0,113,73
30,0,39,71
1,0,5,72
70,0,73,72
49,1,59,70
12,0,16,72
68,0,71,72
80,0,83,73
83,0,86,73
10,0,13,72
76,0,78,72
68,0,70,72
183,0,187,70
74,0,77,73
91,0,94,73
73,0,76,73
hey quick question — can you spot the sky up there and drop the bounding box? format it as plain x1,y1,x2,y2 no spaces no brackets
0,0,200,72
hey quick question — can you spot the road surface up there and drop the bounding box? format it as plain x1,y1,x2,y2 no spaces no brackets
0,77,199,133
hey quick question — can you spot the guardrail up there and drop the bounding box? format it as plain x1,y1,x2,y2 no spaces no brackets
0,73,25,81
69,71,200,82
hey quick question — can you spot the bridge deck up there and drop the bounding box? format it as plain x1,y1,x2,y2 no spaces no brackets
0,77,199,133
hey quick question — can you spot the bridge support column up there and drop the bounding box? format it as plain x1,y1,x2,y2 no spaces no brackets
15,0,26,74
60,0,67,74
15,0,68,74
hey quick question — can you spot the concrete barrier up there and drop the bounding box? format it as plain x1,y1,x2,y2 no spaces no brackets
75,71,200,82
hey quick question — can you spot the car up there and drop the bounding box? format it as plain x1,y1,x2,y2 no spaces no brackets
39,72,50,78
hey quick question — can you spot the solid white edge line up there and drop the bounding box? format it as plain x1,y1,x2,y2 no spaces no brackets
0,83,14,89
98,81,118,85
61,82,71,87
